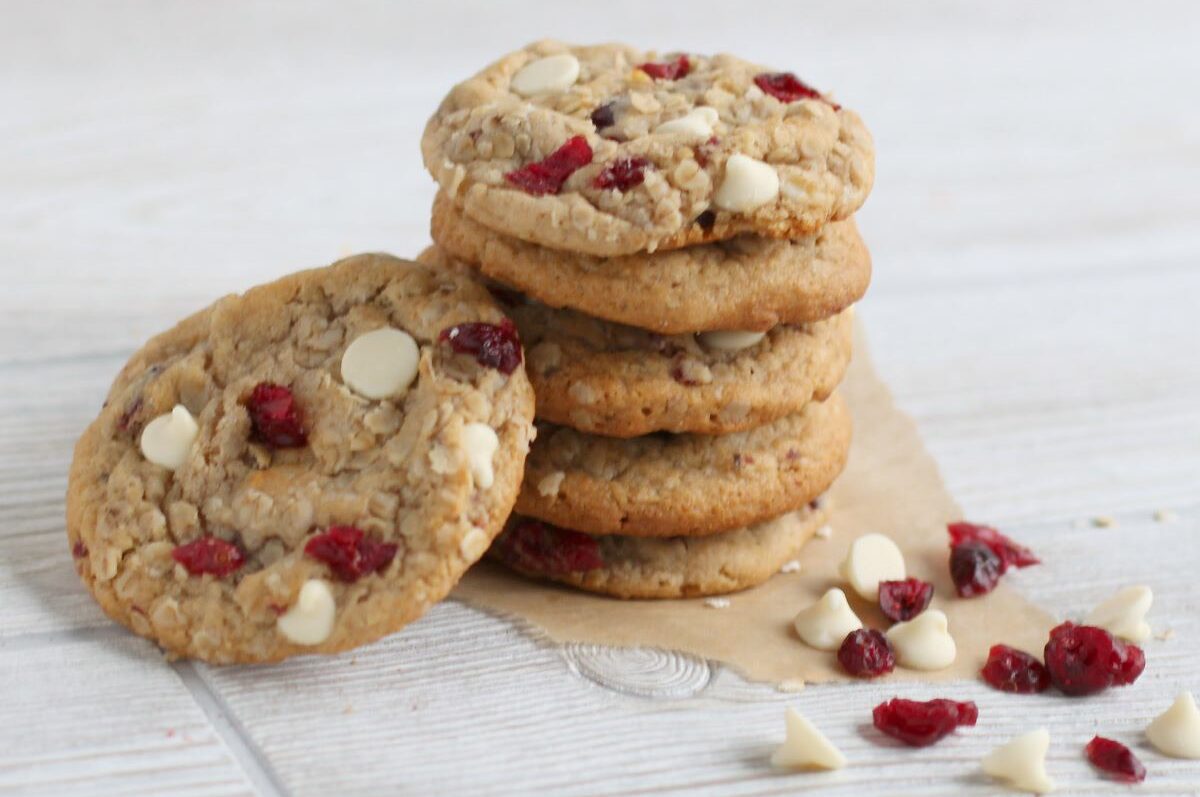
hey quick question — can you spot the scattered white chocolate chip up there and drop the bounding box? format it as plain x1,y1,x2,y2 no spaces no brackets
793,588,862,651
139,405,199,470
982,729,1055,794
1146,692,1200,759
1085,585,1153,643
654,106,719,139
696,329,767,351
779,560,802,574
341,327,419,400
1154,508,1179,523
770,708,847,771
838,532,905,601
511,53,580,96
461,422,499,489
703,597,731,609
277,579,336,646
815,524,833,540
459,527,491,561
887,609,957,671
1092,515,1117,529
713,153,779,213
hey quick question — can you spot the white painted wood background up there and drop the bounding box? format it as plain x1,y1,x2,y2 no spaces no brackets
3,1,1199,794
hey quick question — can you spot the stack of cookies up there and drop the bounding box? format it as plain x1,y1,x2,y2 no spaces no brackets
421,41,875,599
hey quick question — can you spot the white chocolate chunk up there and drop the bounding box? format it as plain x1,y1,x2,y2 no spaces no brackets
461,422,499,489
654,106,719,139
1146,692,1200,759
713,154,779,212
793,588,862,651
887,609,956,671
139,405,199,470
770,707,847,771
277,579,336,646
341,327,420,400
696,329,766,351
982,729,1055,794
703,597,730,609
1085,585,1153,643
459,527,491,561
511,54,580,96
838,532,905,601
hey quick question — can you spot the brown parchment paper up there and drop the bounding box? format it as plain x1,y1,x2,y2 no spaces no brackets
452,323,1055,685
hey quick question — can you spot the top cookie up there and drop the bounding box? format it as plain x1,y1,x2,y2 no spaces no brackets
66,254,535,663
422,40,875,256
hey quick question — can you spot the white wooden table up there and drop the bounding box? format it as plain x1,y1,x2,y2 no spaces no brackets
3,2,1199,794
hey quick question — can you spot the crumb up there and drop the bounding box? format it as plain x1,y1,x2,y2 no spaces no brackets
815,525,833,540
343,705,354,714
1154,509,1179,524
1156,628,1176,641
780,560,802,574
1092,515,1117,529
703,597,731,609
777,678,806,693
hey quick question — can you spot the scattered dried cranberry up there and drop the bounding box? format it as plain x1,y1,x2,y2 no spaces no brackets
838,629,896,678
1086,736,1147,783
694,135,719,168
593,157,650,191
590,102,615,130
1043,622,1144,696
638,55,690,80
116,397,143,432
981,644,1051,693
305,525,398,583
246,382,307,448
694,209,716,231
754,72,839,109
439,318,523,374
950,540,1004,597
948,522,1040,569
872,698,978,747
504,135,593,196
172,537,245,577
493,519,604,575
71,540,88,559
878,578,934,622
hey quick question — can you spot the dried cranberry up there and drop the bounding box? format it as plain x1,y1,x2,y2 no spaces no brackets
872,698,978,747
117,397,143,432
305,525,398,583
694,209,716,231
669,358,701,386
504,135,593,196
71,540,88,559
948,522,1039,569
493,519,604,575
638,55,690,80
878,578,934,622
246,382,307,448
838,629,896,678
439,318,523,374
593,157,650,191
172,537,245,577
1043,622,1144,696
754,72,839,109
981,644,1051,693
1085,736,1146,783
950,540,1004,597
694,135,719,168
590,102,615,130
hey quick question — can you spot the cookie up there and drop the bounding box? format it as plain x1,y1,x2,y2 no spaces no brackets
66,254,535,663
518,394,850,537
491,502,829,599
430,191,871,334
422,40,874,256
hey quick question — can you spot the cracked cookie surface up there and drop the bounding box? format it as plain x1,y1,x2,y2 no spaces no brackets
67,254,535,663
422,40,874,256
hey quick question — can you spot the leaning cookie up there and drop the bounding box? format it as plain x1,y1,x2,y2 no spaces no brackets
66,254,535,663
430,193,871,334
422,40,874,256
492,502,828,599
518,395,850,537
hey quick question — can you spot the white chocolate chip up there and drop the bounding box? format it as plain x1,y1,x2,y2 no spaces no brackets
1085,585,1153,643
459,527,491,561
703,597,730,609
839,532,906,601
887,609,956,671
792,588,862,651
696,329,766,351
770,708,847,771
461,422,499,489
277,579,336,646
654,106,719,139
982,729,1055,794
713,153,779,212
1146,692,1200,759
341,327,420,400
511,54,580,96
779,560,802,574
139,405,199,470
536,470,565,498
